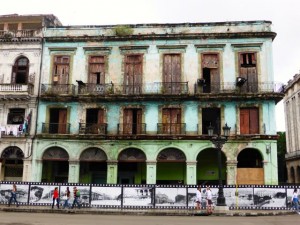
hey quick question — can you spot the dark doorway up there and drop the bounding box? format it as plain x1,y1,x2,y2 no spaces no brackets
202,108,220,135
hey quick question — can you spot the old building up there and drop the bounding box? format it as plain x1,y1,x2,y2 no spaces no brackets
0,14,61,181
284,74,300,183
32,20,283,185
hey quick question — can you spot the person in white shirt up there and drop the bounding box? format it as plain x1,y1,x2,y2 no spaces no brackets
206,186,213,215
291,188,300,214
195,187,202,210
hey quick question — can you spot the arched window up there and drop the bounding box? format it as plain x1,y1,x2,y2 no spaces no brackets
12,57,29,84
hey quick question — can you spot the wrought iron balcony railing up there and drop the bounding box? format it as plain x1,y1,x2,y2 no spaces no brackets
0,84,33,94
79,123,107,135
78,83,114,95
194,82,284,94
118,123,147,135
0,29,42,38
41,84,75,95
42,123,71,134
157,123,186,135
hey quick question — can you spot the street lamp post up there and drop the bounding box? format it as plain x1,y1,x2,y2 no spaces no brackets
207,123,231,206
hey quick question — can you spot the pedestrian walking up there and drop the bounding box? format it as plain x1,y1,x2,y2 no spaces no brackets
8,184,19,207
51,187,59,209
291,188,300,214
195,186,202,210
71,187,81,209
62,187,71,209
206,186,213,215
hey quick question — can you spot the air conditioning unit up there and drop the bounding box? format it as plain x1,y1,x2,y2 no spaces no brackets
197,78,206,85
236,77,247,86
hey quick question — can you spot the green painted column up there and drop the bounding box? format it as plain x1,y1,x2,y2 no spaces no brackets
35,159,43,182
107,161,118,184
146,161,156,184
226,160,237,185
186,161,197,185
68,160,80,183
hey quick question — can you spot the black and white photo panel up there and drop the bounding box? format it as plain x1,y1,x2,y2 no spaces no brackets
224,187,254,208
155,187,187,207
0,183,29,204
253,187,286,208
29,185,56,204
90,186,122,207
123,186,154,207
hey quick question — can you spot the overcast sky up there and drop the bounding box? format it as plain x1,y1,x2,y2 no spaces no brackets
1,0,299,131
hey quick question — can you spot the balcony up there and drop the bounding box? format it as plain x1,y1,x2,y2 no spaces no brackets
79,123,107,135
78,83,114,95
41,84,75,96
194,82,284,94
157,123,186,135
118,123,147,135
42,123,71,134
0,29,42,39
0,84,33,94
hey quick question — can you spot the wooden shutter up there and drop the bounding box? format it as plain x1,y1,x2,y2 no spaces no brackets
58,109,67,134
202,54,219,68
163,55,172,83
53,56,70,84
97,109,104,124
124,55,142,94
240,108,259,134
249,108,259,134
123,109,133,134
89,56,105,84
136,109,142,134
163,54,181,93
11,65,17,84
240,108,249,134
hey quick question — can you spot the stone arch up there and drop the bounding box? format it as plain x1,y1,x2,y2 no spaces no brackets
80,147,107,162
237,148,264,185
156,148,186,162
42,147,69,161
118,148,146,162
1,146,24,159
196,147,226,185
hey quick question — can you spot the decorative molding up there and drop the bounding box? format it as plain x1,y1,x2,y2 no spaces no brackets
83,46,112,54
0,146,24,159
48,47,77,53
195,44,226,52
80,148,107,161
157,148,186,162
118,148,146,161
231,43,263,51
119,45,149,54
157,45,187,53
42,147,69,160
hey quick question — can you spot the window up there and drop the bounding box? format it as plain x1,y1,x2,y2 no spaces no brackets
7,109,25,124
124,54,143,94
88,56,105,84
12,57,29,84
201,53,220,93
53,56,70,84
238,53,258,92
163,54,181,94
240,107,259,134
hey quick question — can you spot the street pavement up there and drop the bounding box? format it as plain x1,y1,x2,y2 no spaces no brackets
0,212,299,225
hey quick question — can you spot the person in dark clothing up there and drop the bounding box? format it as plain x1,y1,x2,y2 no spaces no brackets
71,187,81,209
8,184,19,207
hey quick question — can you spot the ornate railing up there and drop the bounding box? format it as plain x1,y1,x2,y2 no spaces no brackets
194,82,284,94
78,83,114,95
117,123,147,135
0,84,34,94
0,29,42,38
41,84,75,95
79,123,107,135
157,123,186,135
42,123,71,134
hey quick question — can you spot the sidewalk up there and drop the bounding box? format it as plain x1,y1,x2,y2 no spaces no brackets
0,205,295,216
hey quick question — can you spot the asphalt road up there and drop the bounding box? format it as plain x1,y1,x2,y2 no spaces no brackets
0,212,299,225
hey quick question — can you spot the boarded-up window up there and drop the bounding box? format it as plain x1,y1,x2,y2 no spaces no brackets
162,108,181,134
88,56,105,84
53,56,70,84
239,53,258,92
163,54,181,94
201,53,219,93
240,108,259,134
11,57,29,84
124,55,142,94
123,108,142,134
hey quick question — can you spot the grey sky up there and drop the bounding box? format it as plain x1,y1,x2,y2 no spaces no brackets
1,0,298,131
